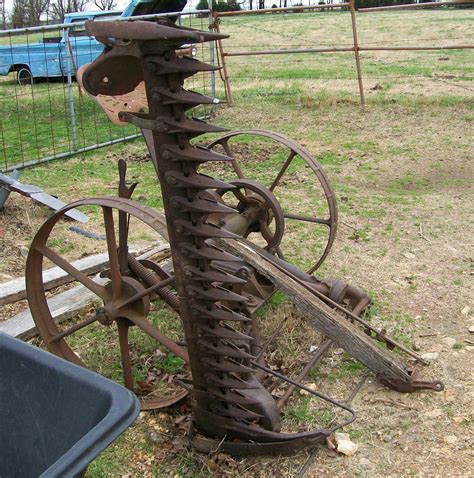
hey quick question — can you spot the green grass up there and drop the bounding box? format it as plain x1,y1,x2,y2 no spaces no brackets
0,76,139,168
283,395,336,429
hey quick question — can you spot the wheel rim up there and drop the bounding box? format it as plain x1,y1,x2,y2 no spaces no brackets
26,197,189,408
17,68,32,85
207,129,337,273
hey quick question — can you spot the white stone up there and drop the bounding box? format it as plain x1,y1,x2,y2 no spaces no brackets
468,326,474,334
444,435,458,445
337,439,359,457
421,352,439,361
442,337,457,348
335,433,359,457
461,306,471,316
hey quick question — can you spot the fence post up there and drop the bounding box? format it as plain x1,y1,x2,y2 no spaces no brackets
63,26,77,150
213,14,234,105
349,0,365,107
208,0,217,112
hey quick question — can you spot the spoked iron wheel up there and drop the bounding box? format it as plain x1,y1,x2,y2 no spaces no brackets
26,197,189,409
207,130,337,274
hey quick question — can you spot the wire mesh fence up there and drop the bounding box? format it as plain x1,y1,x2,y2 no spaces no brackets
0,10,215,172
214,6,474,102
1,6,472,173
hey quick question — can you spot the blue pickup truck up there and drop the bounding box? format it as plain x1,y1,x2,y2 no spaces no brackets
0,0,188,85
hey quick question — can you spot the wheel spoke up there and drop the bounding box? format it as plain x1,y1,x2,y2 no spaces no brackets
283,212,331,225
103,206,123,299
222,140,244,179
48,315,99,343
269,150,296,191
117,318,134,390
275,245,286,261
118,210,130,274
232,187,247,203
259,220,274,245
35,243,108,299
125,310,189,363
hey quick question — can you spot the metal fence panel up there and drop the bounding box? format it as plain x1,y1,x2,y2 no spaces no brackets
0,10,215,172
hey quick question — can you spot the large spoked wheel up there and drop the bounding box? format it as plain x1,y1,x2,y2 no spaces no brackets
26,197,188,409
207,130,337,273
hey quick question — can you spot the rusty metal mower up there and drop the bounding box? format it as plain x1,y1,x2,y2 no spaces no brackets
25,19,443,455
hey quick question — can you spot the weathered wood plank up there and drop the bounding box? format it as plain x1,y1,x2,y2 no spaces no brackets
0,242,169,306
218,238,411,382
0,277,108,341
0,253,110,306
0,243,170,340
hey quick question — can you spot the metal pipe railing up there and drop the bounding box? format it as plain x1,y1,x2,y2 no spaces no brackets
0,9,210,37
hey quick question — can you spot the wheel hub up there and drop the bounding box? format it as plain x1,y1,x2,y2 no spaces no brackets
100,276,151,324
216,179,285,250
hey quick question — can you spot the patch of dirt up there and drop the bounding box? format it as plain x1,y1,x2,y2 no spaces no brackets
0,195,50,279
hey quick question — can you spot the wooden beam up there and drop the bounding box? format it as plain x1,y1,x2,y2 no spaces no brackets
218,239,411,382
0,277,108,341
0,244,170,340
0,242,169,306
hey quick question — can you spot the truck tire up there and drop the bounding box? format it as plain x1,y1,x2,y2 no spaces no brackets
17,67,33,85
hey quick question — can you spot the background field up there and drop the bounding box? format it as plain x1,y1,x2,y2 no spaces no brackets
0,7,473,477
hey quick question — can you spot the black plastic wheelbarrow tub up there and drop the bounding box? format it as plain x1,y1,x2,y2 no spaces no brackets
0,332,140,477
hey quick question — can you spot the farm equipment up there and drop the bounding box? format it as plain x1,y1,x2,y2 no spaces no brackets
25,19,443,455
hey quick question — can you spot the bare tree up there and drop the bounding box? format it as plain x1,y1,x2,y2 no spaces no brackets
28,0,50,26
93,0,117,10
10,0,29,27
49,0,87,22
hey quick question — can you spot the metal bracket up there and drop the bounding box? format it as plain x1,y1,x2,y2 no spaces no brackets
377,374,445,393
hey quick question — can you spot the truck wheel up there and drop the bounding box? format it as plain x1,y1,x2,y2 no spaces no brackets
17,67,33,85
